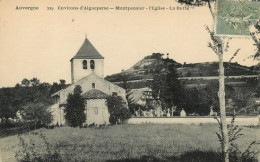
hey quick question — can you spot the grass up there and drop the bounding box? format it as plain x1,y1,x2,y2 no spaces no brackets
0,124,259,162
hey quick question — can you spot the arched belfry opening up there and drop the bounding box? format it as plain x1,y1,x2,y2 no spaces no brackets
82,60,87,69
90,60,95,70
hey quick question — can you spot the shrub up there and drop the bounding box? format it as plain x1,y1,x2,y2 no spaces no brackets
107,95,131,124
215,115,259,162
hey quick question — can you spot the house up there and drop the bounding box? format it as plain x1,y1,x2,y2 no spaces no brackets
50,38,126,125
127,87,153,106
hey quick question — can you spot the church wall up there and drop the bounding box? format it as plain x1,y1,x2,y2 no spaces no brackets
85,99,109,125
49,103,66,125
58,74,126,105
71,59,104,83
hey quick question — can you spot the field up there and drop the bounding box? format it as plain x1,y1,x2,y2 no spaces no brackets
0,124,259,162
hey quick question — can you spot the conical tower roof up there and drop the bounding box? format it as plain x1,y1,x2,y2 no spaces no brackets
71,38,104,60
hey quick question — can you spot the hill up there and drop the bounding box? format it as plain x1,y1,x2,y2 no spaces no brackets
105,53,258,84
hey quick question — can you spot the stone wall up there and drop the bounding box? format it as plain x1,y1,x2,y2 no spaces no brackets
127,116,260,126
86,99,109,125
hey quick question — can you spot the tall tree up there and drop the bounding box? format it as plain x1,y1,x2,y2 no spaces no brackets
0,88,17,124
65,85,86,127
106,95,130,124
151,54,183,109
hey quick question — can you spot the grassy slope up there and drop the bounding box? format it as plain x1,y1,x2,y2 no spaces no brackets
0,124,259,162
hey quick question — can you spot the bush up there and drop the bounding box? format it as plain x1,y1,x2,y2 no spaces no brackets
107,95,131,125
215,115,259,162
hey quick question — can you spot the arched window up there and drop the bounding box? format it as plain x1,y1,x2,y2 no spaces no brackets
90,60,95,69
82,60,87,69
92,83,95,89
94,107,98,115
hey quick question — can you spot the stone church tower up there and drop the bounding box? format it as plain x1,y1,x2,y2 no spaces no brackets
51,37,126,126
70,38,104,83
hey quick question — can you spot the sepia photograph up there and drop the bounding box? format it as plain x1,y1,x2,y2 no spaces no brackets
0,0,259,161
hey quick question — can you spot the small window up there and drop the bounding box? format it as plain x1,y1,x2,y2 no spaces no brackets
94,107,98,115
92,83,95,89
82,60,87,69
90,60,95,69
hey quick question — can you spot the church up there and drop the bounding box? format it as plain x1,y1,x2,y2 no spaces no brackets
50,38,127,125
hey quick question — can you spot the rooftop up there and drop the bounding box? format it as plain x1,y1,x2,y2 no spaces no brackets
71,38,104,60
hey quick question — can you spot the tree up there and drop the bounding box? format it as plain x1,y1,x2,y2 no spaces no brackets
0,88,17,124
250,20,260,60
22,102,53,129
17,78,53,129
64,85,86,127
151,54,183,109
175,1,259,161
0,78,53,128
206,26,234,162
50,79,67,94
106,95,131,124
59,79,66,89
21,78,30,87
30,78,40,87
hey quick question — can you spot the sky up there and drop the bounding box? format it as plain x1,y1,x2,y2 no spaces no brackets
0,0,259,87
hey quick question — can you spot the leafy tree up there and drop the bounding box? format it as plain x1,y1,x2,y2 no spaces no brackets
17,79,53,129
21,78,30,87
151,54,183,109
30,78,40,87
0,88,17,124
22,102,53,129
0,78,53,128
49,79,67,94
59,79,66,89
106,95,131,124
65,85,86,127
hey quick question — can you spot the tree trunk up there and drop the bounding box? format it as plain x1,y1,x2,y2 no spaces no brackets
218,52,229,162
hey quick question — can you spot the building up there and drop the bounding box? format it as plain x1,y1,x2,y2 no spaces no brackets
50,38,126,125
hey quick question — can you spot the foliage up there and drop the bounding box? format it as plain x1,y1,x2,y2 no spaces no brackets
151,55,183,109
22,102,53,130
128,102,147,115
250,21,260,60
0,78,55,128
0,88,18,123
106,95,131,124
64,85,86,127
15,132,62,162
215,116,259,162
50,79,67,94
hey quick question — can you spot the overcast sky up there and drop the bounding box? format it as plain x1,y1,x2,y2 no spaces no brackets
0,0,258,87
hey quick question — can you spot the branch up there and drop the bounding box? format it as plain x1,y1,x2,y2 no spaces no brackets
229,49,240,63
224,38,232,52
208,42,218,54
207,0,215,20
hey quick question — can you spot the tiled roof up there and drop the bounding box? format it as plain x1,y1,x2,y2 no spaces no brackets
82,89,108,99
71,38,104,60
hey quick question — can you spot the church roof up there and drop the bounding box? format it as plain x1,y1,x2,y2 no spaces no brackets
82,89,108,99
71,38,104,60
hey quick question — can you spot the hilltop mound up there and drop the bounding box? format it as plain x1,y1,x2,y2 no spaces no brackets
105,53,258,83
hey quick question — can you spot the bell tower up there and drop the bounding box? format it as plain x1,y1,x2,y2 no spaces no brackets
70,38,104,83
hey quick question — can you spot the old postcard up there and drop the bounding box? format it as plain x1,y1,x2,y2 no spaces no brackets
0,0,259,161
